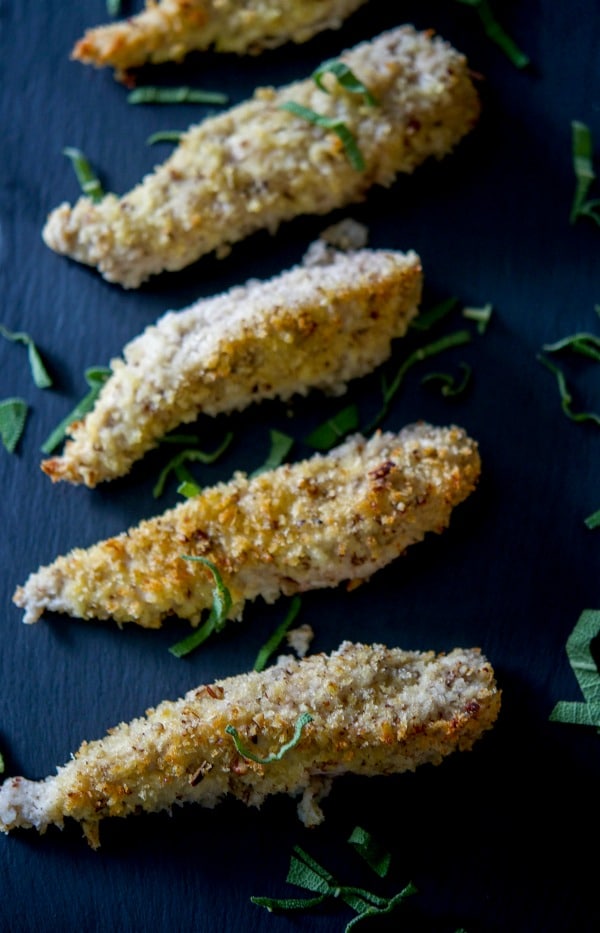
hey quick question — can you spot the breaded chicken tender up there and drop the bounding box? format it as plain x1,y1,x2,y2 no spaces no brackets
43,27,480,288
73,0,368,76
0,641,501,848
41,244,422,487
14,424,480,629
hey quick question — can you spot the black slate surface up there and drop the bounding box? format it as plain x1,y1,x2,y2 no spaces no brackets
1,2,599,931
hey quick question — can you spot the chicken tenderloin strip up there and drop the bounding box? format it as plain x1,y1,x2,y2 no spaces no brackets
15,424,480,629
0,641,501,848
73,0,368,76
41,244,422,488
43,26,480,288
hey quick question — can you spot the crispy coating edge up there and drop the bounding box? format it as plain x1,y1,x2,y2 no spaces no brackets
0,641,501,847
44,26,480,288
40,247,422,487
73,0,368,74
14,424,481,629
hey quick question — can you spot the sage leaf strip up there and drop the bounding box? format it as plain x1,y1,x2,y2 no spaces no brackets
153,432,233,498
0,325,52,388
312,59,378,105
305,404,359,451
169,557,233,658
254,596,302,672
537,354,600,426
348,825,392,878
128,87,228,105
225,712,312,765
250,429,293,478
455,0,530,69
570,121,600,226
63,148,105,203
549,609,600,731
584,508,600,530
0,398,28,453
279,101,365,171
41,367,111,454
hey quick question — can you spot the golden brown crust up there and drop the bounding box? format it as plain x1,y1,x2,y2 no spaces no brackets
40,246,422,487
44,27,480,288
73,0,368,75
0,641,501,847
14,424,481,629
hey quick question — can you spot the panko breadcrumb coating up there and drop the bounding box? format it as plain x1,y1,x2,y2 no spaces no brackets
0,641,501,848
73,0,368,76
14,424,480,630
41,243,422,487
43,26,480,288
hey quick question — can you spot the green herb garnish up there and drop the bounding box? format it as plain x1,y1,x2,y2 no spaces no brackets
410,297,458,332
348,826,391,879
0,751,4,774
312,59,377,106
169,557,233,657
0,325,52,389
305,404,359,450
584,508,600,530
147,130,184,146
549,609,600,731
537,354,600,426
279,101,365,171
455,0,529,69
177,479,202,499
226,712,312,765
0,398,28,454
128,87,228,106
153,432,233,498
41,367,111,455
421,361,472,397
543,332,600,362
366,329,472,432
462,302,493,334
252,842,416,929
250,429,293,478
254,596,302,672
107,0,122,16
569,121,600,226
63,147,105,203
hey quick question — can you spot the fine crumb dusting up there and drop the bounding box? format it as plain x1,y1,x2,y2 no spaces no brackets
0,642,501,847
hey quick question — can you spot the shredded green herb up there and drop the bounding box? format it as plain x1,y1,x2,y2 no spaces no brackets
250,429,293,478
0,325,52,389
462,302,493,334
226,712,312,764
279,101,364,171
421,362,472,397
455,0,529,68
169,557,233,657
549,609,600,732
584,508,600,530
0,751,4,774
254,596,302,672
63,148,105,203
128,87,228,106
107,0,122,16
153,432,233,498
0,398,28,454
147,130,184,146
569,121,600,226
543,332,600,362
305,403,359,450
41,367,111,455
177,479,202,499
366,329,472,432
252,842,416,929
410,297,458,332
348,826,391,879
312,59,377,106
537,354,600,426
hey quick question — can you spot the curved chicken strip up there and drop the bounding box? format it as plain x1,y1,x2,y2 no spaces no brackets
14,424,481,629
43,26,480,288
41,245,422,487
73,0,368,76
0,641,500,848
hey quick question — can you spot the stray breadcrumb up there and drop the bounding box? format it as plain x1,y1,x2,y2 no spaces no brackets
286,623,314,658
41,244,422,487
0,641,501,848
73,0,368,77
14,424,481,630
43,26,480,288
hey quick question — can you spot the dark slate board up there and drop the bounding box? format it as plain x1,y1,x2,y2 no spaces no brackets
1,2,599,931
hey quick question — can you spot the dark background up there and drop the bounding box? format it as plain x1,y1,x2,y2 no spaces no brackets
1,1,599,930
